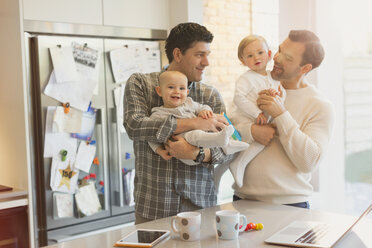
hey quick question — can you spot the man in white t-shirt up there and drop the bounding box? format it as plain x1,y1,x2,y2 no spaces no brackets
233,30,335,209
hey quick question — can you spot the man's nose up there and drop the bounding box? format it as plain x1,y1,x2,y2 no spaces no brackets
273,52,280,62
201,55,209,66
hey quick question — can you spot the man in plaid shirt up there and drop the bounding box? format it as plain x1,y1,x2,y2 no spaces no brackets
124,23,234,224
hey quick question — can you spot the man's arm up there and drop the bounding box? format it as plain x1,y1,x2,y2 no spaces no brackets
257,90,335,173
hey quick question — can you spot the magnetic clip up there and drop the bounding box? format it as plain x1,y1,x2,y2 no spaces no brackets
93,157,99,165
63,102,70,114
87,101,92,112
60,150,68,161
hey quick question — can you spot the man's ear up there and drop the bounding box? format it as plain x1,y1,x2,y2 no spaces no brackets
155,86,162,97
187,89,190,95
173,48,182,63
301,64,312,74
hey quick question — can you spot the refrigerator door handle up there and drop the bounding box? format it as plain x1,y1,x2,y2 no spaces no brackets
115,107,124,207
99,107,110,210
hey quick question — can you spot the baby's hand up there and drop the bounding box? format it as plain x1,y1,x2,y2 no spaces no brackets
268,88,279,97
156,147,173,160
256,112,267,125
198,110,214,119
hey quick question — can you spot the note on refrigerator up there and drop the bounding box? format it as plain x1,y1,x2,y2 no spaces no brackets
71,107,96,141
44,106,78,158
53,106,83,133
143,49,161,73
75,141,96,173
44,70,95,111
75,182,102,216
71,42,100,95
53,192,74,218
113,85,126,133
109,44,144,83
50,155,79,194
49,46,78,83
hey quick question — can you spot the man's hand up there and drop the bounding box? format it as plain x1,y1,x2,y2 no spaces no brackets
175,114,228,134
165,135,199,160
193,114,229,132
251,124,276,145
257,89,286,118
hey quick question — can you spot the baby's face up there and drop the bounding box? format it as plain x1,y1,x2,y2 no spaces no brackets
158,74,188,108
240,40,270,75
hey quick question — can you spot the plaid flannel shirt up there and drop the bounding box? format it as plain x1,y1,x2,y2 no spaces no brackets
124,72,234,220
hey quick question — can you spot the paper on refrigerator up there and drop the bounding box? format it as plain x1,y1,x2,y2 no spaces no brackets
50,155,79,194
53,106,82,133
44,43,100,111
75,182,102,216
109,44,145,83
49,46,78,83
44,106,78,158
74,141,96,173
53,193,74,218
113,85,126,133
71,42,100,95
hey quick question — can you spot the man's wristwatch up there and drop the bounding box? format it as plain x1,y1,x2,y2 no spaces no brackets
193,147,205,163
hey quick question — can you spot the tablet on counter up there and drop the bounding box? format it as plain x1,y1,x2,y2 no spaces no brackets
114,229,170,247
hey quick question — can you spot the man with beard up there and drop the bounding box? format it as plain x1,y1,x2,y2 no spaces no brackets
233,30,335,209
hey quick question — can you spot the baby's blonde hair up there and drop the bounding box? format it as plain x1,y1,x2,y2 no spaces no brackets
237,35,269,62
159,70,187,86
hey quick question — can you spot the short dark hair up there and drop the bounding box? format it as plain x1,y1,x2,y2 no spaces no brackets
288,30,325,70
165,22,214,63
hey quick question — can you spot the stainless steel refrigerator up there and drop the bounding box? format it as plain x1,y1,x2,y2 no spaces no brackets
24,22,166,247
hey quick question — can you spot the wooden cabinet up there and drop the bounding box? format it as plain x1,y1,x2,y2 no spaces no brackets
0,206,29,248
22,0,103,25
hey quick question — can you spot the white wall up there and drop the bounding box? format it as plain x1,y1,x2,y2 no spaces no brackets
0,0,30,190
313,0,345,213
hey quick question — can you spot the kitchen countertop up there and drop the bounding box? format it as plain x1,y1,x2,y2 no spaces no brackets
42,200,372,248
0,187,28,210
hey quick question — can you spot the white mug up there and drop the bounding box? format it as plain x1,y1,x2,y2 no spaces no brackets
216,210,247,240
171,212,201,241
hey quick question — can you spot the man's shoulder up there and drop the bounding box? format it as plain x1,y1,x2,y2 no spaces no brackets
193,81,219,94
127,72,161,87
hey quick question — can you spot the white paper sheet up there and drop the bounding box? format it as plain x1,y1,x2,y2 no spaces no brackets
71,42,100,95
75,182,101,216
44,70,95,111
44,106,78,158
53,106,83,133
143,49,161,73
50,156,79,194
71,107,96,141
49,46,78,83
113,85,126,133
75,141,96,173
109,44,144,83
54,193,74,218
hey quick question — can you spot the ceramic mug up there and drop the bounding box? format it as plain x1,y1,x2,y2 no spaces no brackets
171,212,201,241
215,210,247,240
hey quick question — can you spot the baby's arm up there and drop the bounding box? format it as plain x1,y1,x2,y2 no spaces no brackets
148,141,172,160
198,109,214,119
256,112,267,125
